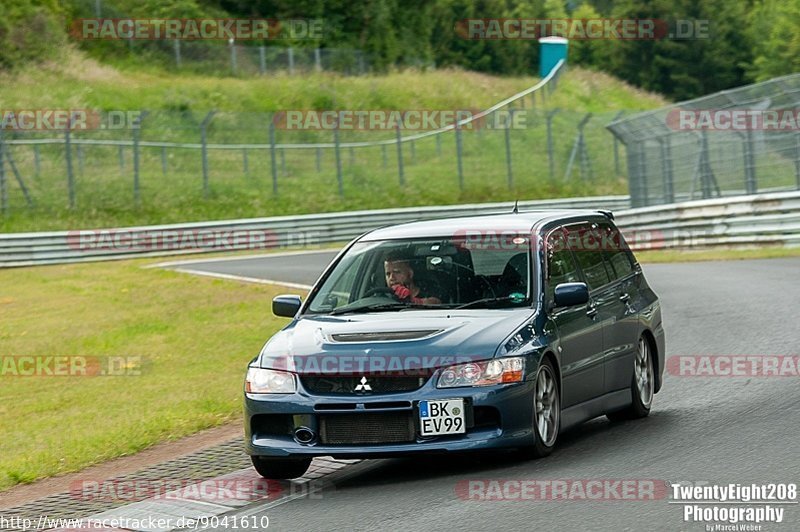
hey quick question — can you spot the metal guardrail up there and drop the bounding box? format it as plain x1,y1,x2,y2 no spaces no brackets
3,191,799,268
0,195,629,267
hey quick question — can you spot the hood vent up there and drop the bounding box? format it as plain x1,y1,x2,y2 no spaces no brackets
329,329,443,342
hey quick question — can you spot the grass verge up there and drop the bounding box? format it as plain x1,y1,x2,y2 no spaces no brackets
0,257,301,492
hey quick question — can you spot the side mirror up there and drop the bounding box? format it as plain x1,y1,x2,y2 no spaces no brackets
273,295,302,317
553,282,589,308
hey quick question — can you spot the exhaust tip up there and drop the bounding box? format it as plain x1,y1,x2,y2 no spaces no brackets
294,427,316,444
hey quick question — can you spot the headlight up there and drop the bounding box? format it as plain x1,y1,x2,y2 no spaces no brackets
245,367,296,394
437,357,525,388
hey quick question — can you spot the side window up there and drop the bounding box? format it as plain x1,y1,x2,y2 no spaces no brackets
568,223,612,291
600,222,634,280
546,230,580,303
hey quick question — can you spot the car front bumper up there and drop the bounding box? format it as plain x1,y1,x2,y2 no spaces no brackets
244,378,536,459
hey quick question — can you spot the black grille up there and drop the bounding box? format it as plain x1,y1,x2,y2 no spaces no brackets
319,412,415,444
300,375,428,394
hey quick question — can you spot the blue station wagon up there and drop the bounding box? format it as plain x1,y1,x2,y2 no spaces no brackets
244,210,666,479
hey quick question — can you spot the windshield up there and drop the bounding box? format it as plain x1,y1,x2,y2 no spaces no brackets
306,236,534,314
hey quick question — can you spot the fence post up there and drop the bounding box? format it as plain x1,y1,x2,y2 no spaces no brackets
2,145,34,207
65,117,75,209
504,108,514,189
118,145,124,174
658,137,675,204
160,146,167,176
395,122,405,186
349,147,355,166
0,132,7,214
626,141,645,208
229,40,237,75
174,39,181,69
546,109,559,179
269,117,278,195
132,111,148,205
76,145,84,176
410,139,416,165
242,148,248,176
314,48,322,72
612,111,625,175
316,147,322,172
258,46,266,75
455,122,464,190
794,132,800,190
33,145,41,178
436,134,441,156
743,130,757,195
200,110,216,198
94,0,102,16
333,122,344,197
288,47,295,75
381,144,387,168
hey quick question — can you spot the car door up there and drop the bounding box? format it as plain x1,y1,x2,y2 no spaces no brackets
599,222,641,394
544,227,605,408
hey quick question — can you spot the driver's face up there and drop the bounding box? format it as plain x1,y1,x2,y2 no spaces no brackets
384,261,413,288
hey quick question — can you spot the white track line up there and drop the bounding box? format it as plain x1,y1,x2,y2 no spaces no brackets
171,267,314,291
145,249,338,269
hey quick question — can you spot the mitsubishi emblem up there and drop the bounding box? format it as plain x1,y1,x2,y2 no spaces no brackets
354,376,372,392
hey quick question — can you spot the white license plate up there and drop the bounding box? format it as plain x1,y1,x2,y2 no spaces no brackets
419,399,466,436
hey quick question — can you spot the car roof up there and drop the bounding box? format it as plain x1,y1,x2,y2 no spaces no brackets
360,210,608,241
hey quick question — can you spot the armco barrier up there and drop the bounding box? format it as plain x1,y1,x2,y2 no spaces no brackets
2,191,799,268
0,196,628,267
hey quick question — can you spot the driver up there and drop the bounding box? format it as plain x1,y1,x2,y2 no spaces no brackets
384,251,442,305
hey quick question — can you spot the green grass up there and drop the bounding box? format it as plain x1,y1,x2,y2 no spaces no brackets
0,257,301,492
0,51,666,232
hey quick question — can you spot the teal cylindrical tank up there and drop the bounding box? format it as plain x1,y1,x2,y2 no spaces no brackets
539,36,568,77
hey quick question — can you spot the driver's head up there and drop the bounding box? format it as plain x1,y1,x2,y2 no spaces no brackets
384,250,415,288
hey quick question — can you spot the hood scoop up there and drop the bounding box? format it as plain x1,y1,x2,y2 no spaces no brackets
329,329,444,343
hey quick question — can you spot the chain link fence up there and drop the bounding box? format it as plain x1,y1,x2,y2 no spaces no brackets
608,73,800,208
0,62,637,221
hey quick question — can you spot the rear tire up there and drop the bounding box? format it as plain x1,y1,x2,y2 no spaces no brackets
607,335,654,421
528,358,560,458
251,456,312,479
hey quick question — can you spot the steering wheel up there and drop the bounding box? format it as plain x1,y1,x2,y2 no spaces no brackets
363,287,398,299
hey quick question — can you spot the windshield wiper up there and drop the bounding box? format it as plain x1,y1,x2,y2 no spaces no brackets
455,296,524,309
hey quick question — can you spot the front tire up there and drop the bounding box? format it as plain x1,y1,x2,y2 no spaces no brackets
251,456,312,479
607,335,654,421
529,358,560,457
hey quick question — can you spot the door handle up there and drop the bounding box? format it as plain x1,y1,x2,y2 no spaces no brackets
619,293,631,303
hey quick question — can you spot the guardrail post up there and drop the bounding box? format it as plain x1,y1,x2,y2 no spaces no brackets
333,122,344,197
546,109,559,179
658,137,675,204
455,121,464,190
65,116,75,209
258,46,266,75
132,111,148,206
395,122,405,186
504,108,514,189
0,132,7,215
612,111,625,175
33,145,40,178
269,116,278,195
201,111,216,198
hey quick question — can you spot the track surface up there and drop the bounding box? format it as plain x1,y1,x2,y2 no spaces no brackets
167,254,800,531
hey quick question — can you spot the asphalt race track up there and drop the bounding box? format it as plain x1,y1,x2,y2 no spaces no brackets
166,253,800,531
